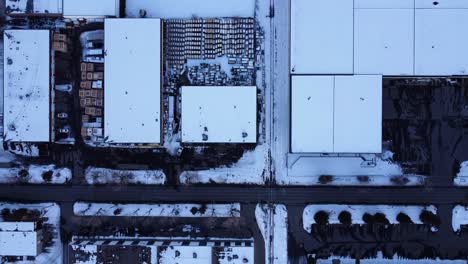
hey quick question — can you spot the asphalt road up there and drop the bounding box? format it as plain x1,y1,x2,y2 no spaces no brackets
0,185,465,205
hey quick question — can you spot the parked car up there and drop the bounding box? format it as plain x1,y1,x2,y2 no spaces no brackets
55,84,72,93
57,113,68,119
58,127,70,134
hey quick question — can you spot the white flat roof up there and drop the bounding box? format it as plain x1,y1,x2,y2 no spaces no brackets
354,9,414,75
125,0,255,18
291,76,334,153
355,0,414,8
415,9,468,75
415,0,468,8
291,75,382,153
3,30,50,142
290,0,354,74
0,222,35,232
6,0,62,14
181,86,257,144
104,19,162,144
159,246,212,264
0,231,38,256
334,75,382,153
63,0,119,17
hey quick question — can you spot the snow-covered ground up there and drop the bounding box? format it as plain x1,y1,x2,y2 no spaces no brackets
278,153,417,186
0,202,62,264
303,204,438,233
0,164,71,184
316,252,467,264
179,144,267,185
255,204,288,264
452,205,468,233
74,202,241,218
453,161,468,186
85,167,166,185
125,0,255,18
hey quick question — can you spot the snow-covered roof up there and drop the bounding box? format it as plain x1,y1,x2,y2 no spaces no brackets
291,75,382,153
0,222,35,232
415,9,468,75
181,86,257,144
354,8,414,75
290,0,354,74
63,0,120,17
3,30,51,142
291,76,334,153
104,19,162,144
159,246,212,264
0,222,38,256
415,0,468,8
354,0,414,8
125,0,255,18
5,0,62,15
291,0,468,76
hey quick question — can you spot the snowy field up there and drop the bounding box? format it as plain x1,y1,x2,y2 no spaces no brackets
453,161,468,186
452,205,468,233
0,202,62,264
180,144,268,185
303,204,438,233
256,204,288,264
125,0,255,18
74,202,241,218
85,167,166,185
0,164,71,184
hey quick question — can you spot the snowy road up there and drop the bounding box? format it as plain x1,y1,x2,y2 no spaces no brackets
0,185,466,205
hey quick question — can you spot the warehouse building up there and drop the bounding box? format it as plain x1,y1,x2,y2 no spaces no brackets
0,222,43,257
69,237,254,264
290,0,468,76
63,0,120,18
3,30,51,143
181,86,257,144
291,75,382,154
5,0,120,18
5,0,63,16
104,19,163,145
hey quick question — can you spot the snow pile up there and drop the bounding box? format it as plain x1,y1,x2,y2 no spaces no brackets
180,144,267,185
0,164,71,184
85,167,166,185
316,252,467,264
159,246,212,264
217,246,254,264
303,204,438,233
125,0,255,18
0,202,62,264
5,143,41,157
255,204,288,264
453,161,468,186
452,205,468,233
74,203,241,218
70,245,97,264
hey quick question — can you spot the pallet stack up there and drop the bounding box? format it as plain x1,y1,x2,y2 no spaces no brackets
79,62,104,141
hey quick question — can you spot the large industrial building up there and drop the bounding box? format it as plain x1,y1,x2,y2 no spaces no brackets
290,0,468,76
291,75,382,153
289,0,468,154
5,0,120,17
3,30,51,143
104,19,163,145
0,222,43,257
69,237,254,264
181,86,257,144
